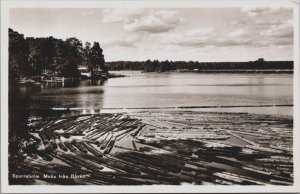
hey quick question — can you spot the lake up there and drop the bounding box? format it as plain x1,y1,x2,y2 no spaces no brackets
23,71,293,116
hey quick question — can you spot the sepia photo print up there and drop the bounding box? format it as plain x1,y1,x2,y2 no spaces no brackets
1,0,300,193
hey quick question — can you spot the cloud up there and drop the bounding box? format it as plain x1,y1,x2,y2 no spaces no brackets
226,29,246,38
254,19,283,27
157,28,212,47
260,19,293,37
101,8,144,23
102,7,293,50
213,37,252,47
230,7,294,47
257,19,293,46
102,7,293,56
273,38,293,45
186,28,213,37
238,7,292,26
100,7,293,61
168,35,208,47
81,10,97,17
241,7,271,17
123,10,182,33
102,9,183,34
102,33,141,48
102,9,182,33
153,27,253,48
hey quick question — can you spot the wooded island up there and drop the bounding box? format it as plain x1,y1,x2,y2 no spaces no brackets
9,28,107,83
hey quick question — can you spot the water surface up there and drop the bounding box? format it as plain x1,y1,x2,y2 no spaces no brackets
28,71,293,115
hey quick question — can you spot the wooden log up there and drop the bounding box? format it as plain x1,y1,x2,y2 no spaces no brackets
43,132,58,150
95,132,109,147
100,134,113,150
64,141,78,153
131,124,146,137
62,153,104,172
71,140,88,153
39,133,54,153
80,142,103,157
36,150,53,161
104,137,116,154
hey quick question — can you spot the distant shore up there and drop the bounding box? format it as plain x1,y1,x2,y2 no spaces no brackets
172,69,293,74
112,69,294,74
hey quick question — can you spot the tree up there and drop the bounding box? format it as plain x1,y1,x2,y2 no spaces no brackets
257,58,265,63
144,59,152,72
254,58,267,69
83,41,92,70
160,60,172,72
152,60,160,72
52,39,65,72
55,38,83,77
27,37,56,75
91,42,107,74
9,28,31,82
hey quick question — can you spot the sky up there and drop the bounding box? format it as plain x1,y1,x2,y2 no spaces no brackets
9,7,294,62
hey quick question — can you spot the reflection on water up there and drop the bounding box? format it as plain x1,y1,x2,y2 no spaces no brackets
30,79,105,110
11,71,293,117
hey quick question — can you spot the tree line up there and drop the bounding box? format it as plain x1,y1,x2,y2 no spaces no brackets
9,28,293,81
9,28,107,83
106,58,293,72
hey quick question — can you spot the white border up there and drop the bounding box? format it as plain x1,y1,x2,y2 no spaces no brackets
1,0,300,193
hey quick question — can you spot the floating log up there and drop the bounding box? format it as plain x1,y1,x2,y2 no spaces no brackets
36,150,53,161
132,140,137,151
104,137,116,154
57,141,68,152
100,134,113,150
80,142,103,157
64,141,78,153
71,140,88,153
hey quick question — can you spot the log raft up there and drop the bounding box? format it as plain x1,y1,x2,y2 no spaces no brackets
15,111,293,185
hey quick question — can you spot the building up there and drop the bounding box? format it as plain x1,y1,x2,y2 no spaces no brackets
78,66,91,78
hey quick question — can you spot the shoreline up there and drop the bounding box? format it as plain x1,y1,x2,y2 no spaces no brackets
172,69,294,74
110,69,294,74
